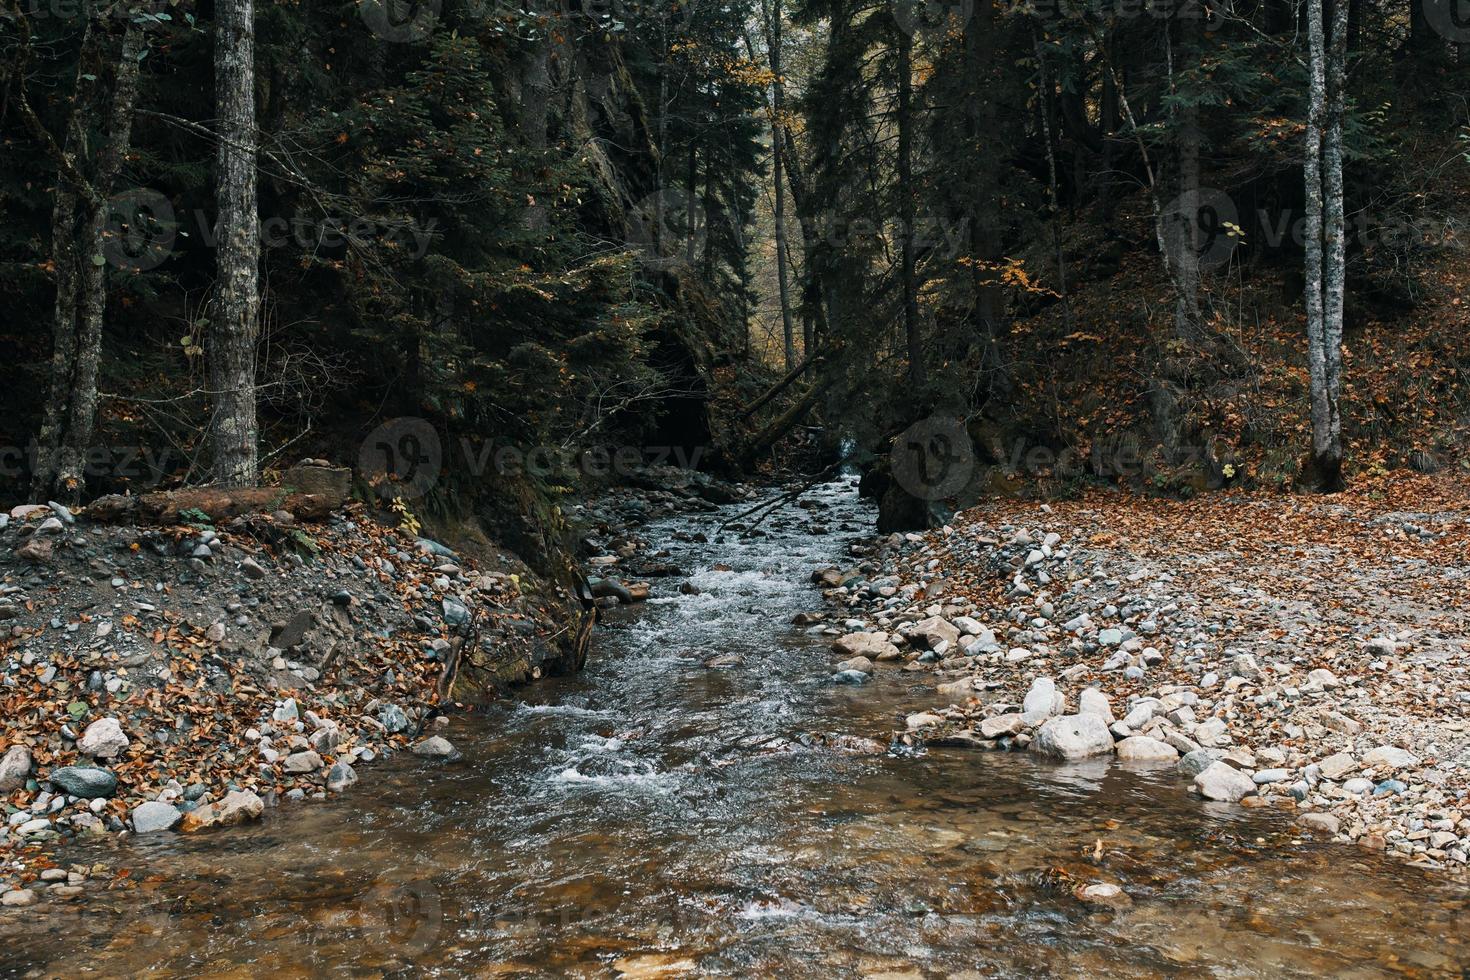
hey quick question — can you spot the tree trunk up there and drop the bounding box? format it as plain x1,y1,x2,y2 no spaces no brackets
1304,0,1346,490
1171,16,1203,343
211,0,262,488
26,14,145,502
896,28,923,390
769,0,796,369
1034,31,1072,332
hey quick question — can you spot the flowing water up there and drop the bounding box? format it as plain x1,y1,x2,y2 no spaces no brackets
3,479,1468,977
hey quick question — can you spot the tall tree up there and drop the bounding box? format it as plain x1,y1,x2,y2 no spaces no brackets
210,0,261,487
19,7,145,501
895,22,922,390
1303,0,1349,490
767,0,797,369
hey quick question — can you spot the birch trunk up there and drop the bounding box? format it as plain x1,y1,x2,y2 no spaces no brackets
1303,0,1346,490
1311,0,1346,490
211,0,261,488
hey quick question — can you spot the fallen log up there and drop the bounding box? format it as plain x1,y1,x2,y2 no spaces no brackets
739,351,822,421
85,465,351,524
737,376,836,468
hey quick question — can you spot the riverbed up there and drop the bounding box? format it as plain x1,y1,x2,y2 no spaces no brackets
3,478,1467,977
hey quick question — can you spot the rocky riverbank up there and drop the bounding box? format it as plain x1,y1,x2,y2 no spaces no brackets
0,461,750,912
0,465,592,909
810,471,1470,873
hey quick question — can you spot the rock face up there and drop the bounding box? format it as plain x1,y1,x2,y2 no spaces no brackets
1031,714,1115,760
131,801,183,834
1194,762,1257,802
0,744,32,791
48,766,118,799
77,717,130,759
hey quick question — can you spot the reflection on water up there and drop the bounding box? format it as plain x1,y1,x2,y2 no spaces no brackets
4,479,1468,978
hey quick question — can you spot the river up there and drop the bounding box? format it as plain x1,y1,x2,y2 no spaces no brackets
3,478,1467,977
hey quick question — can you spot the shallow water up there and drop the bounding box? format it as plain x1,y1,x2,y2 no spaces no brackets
3,479,1468,977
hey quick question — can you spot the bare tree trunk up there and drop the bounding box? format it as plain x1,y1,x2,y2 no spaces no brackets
1033,30,1072,331
56,24,145,495
896,28,923,389
211,0,261,488
22,10,144,502
769,0,796,368
1304,0,1346,490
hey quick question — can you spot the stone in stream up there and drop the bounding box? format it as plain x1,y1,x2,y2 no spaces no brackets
831,670,869,685
1,889,37,908
1194,762,1257,802
131,801,182,834
326,761,358,793
412,736,460,760
980,713,1026,738
181,790,264,831
1298,812,1341,835
835,655,874,675
588,578,635,604
48,765,118,799
1178,748,1226,779
1074,881,1132,909
1115,736,1180,762
1031,714,1115,760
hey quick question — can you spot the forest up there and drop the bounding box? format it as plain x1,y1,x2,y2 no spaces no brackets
0,0,1468,973
3,0,1465,529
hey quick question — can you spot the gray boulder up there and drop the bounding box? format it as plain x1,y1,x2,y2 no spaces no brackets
1031,714,1115,760
0,745,32,792
1115,736,1179,762
48,766,117,799
1194,761,1257,802
131,801,182,834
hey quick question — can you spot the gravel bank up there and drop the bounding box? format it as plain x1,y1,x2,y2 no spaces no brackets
813,473,1470,873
